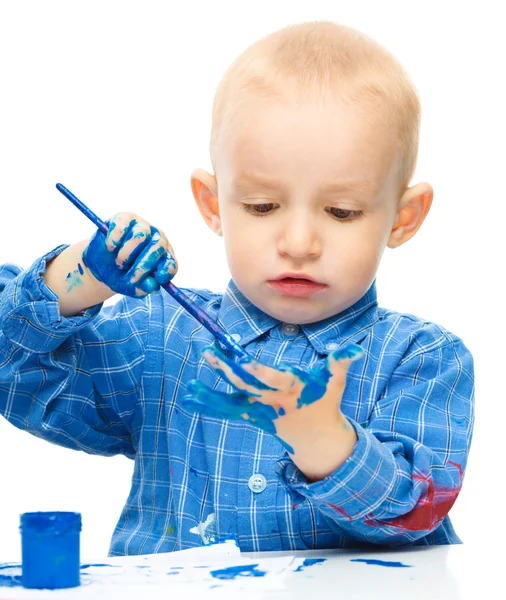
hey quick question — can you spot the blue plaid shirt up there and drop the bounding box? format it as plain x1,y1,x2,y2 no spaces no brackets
0,245,474,555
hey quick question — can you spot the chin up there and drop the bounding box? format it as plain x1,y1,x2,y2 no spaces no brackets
260,299,331,325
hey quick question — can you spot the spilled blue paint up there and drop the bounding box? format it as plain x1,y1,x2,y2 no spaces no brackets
210,564,267,580
182,344,363,454
295,558,327,572
0,573,22,587
350,558,412,568
0,563,20,570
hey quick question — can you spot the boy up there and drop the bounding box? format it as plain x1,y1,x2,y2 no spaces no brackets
0,21,474,555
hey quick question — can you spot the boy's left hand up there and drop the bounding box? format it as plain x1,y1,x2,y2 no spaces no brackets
183,343,364,474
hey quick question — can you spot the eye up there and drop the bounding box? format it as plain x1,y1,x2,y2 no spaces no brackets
326,207,363,221
242,203,277,216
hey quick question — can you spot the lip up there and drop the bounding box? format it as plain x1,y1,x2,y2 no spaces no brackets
267,273,328,298
272,272,321,283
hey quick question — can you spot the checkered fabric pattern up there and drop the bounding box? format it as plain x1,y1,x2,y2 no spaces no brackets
0,245,474,555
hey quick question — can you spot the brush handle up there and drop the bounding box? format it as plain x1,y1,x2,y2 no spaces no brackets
55,183,249,360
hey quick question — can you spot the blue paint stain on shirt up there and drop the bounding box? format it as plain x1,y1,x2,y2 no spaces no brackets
350,558,412,568
294,558,327,572
210,564,267,579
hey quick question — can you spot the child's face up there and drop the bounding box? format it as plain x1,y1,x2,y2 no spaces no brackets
211,93,405,324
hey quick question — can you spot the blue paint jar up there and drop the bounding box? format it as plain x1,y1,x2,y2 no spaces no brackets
20,512,81,589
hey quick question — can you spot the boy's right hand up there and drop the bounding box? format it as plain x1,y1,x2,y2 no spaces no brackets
82,212,177,298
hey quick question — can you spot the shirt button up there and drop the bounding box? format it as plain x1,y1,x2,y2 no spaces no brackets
281,323,300,337
231,333,241,342
248,474,267,493
326,342,339,351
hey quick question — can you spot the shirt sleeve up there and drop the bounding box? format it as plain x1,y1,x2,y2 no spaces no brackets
277,336,474,545
0,245,149,459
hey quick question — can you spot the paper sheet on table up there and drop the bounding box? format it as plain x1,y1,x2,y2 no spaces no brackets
0,539,305,599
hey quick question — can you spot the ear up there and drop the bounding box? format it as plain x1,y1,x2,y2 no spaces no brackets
190,168,223,236
387,182,433,249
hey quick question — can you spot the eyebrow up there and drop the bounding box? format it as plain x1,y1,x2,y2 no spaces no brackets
232,172,377,195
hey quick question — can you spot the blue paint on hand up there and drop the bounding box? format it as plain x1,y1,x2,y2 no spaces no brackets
82,221,175,298
350,558,412,568
183,342,363,454
204,346,277,391
184,381,277,434
65,266,85,292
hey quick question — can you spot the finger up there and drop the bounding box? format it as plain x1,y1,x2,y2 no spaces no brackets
185,380,278,434
136,276,160,296
158,232,176,262
237,354,296,392
115,222,152,270
181,394,237,421
104,213,138,253
124,232,167,285
185,380,260,418
202,346,278,392
327,343,364,374
154,253,178,285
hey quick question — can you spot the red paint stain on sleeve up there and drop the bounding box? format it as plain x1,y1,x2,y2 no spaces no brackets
325,503,353,520
365,461,463,532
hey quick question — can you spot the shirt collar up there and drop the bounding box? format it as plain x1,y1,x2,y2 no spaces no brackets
217,280,379,355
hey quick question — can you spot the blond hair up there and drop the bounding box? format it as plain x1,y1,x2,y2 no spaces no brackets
211,21,420,191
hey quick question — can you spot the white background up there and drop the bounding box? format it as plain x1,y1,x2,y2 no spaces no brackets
0,0,504,561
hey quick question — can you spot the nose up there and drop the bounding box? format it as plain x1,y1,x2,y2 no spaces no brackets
277,214,322,260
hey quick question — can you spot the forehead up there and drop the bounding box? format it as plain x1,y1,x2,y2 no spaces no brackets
216,93,400,193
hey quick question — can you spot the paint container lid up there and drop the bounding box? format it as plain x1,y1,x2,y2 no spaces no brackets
20,512,82,536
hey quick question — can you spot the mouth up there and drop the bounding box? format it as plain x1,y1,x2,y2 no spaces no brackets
266,274,328,298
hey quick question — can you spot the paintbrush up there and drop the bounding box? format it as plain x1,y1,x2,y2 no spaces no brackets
56,183,249,360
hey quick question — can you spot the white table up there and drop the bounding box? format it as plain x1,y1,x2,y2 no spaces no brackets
0,543,499,599
244,544,497,599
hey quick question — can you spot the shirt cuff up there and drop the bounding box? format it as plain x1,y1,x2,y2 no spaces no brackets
277,419,398,521
1,244,103,353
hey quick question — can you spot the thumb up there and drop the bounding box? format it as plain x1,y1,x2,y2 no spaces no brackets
326,343,364,377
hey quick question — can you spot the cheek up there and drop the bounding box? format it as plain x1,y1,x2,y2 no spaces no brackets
222,219,265,270
325,222,386,272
